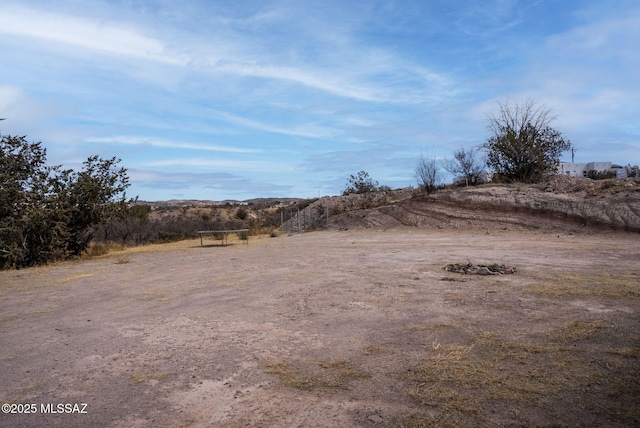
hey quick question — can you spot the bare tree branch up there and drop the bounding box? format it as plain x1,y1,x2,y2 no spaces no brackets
483,98,572,183
415,153,443,195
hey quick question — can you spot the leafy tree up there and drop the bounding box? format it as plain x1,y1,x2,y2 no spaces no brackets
1,131,133,268
415,153,443,195
59,156,132,255
343,170,379,195
443,147,486,186
483,98,572,183
129,204,151,220
0,134,60,267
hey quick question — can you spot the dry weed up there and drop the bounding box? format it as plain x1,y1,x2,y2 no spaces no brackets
265,362,317,389
115,254,131,264
84,241,125,258
362,345,381,355
266,359,370,390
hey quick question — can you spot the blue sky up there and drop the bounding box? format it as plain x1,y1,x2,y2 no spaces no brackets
1,0,638,201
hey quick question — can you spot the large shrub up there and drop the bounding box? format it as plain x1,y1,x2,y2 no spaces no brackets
0,132,133,268
483,99,572,183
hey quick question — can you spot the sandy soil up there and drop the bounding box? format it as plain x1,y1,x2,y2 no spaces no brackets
1,228,639,427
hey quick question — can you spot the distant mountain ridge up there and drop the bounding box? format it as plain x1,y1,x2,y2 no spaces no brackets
139,197,306,207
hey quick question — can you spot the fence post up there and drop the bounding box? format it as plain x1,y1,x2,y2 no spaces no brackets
326,206,329,229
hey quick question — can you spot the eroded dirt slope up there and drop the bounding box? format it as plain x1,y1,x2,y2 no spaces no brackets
322,176,640,233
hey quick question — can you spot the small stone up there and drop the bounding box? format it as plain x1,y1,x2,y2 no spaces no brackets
368,414,383,423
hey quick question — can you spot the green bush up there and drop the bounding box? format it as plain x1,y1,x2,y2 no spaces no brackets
1,132,133,269
236,207,248,220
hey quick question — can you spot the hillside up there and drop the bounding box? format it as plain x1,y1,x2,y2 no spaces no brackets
310,175,640,233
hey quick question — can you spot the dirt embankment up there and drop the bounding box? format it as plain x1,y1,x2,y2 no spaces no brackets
317,176,640,233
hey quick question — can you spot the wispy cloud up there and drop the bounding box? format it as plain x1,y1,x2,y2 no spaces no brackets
545,9,640,66
211,111,337,139
86,135,262,154
453,0,526,36
2,2,454,105
141,158,288,172
1,4,185,65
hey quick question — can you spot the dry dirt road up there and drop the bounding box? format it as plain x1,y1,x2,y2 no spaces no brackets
1,228,639,427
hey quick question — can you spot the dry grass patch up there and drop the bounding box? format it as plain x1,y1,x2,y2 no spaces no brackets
266,362,318,389
137,286,171,302
407,324,640,426
549,320,608,342
528,271,640,299
266,358,370,390
606,346,638,358
410,322,478,344
84,239,200,261
84,241,126,258
362,345,381,355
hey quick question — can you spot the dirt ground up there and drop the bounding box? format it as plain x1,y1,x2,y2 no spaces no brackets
1,227,639,427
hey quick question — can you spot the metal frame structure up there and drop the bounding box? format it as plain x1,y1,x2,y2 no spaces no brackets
197,229,249,246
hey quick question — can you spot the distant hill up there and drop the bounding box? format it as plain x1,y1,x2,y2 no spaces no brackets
138,197,306,208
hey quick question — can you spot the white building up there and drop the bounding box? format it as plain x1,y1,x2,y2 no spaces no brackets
558,162,619,178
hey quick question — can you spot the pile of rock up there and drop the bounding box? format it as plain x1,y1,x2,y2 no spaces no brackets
443,263,516,275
